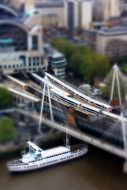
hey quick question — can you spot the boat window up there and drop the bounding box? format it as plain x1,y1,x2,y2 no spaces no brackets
29,148,35,154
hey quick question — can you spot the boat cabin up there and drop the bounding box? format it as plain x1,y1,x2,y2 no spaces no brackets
22,141,42,163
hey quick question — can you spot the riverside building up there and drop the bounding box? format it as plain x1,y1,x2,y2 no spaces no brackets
0,3,47,74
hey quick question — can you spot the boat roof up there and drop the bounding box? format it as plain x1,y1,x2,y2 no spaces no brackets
27,141,42,152
43,146,70,158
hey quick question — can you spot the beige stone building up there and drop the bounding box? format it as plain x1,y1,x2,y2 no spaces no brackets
94,0,120,21
83,27,127,59
24,0,65,27
95,28,127,59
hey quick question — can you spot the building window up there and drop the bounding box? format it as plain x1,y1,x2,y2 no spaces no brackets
0,24,27,52
43,66,47,71
33,68,37,71
19,55,26,66
36,57,40,65
29,57,31,66
41,56,43,64
33,57,36,66
32,35,38,50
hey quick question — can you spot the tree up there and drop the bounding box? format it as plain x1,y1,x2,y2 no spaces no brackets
51,38,76,65
0,87,12,109
121,63,127,74
0,117,16,143
51,38,110,84
100,85,112,100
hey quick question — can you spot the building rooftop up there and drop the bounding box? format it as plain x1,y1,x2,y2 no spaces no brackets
51,50,64,58
84,26,127,37
43,146,70,158
35,1,64,8
96,27,127,36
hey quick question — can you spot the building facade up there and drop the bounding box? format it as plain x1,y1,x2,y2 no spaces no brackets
0,4,47,74
80,0,93,29
93,0,120,21
95,27,127,59
48,51,67,78
24,0,65,27
64,0,93,31
84,27,127,59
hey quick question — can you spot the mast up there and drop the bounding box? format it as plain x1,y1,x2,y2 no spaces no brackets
39,75,54,133
110,64,127,171
110,64,122,107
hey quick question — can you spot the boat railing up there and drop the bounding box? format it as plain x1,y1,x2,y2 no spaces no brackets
8,155,43,167
7,160,28,167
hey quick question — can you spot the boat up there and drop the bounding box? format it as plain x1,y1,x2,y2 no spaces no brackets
7,78,88,174
7,141,88,173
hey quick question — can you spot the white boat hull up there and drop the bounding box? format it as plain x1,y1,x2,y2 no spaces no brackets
7,146,88,174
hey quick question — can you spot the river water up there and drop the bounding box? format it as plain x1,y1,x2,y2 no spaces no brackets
0,147,127,190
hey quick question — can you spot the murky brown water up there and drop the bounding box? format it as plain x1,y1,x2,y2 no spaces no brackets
0,147,127,190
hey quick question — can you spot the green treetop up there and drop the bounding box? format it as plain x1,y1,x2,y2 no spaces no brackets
0,116,16,143
51,38,110,84
0,87,12,109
